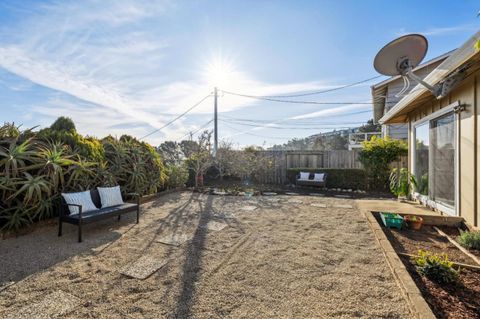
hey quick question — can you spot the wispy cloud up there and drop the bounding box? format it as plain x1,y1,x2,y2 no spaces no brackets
0,0,371,144
396,23,478,37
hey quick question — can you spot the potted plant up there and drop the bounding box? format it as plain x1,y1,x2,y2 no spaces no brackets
404,215,423,230
389,168,416,201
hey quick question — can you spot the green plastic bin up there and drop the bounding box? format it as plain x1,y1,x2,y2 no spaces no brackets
380,212,403,230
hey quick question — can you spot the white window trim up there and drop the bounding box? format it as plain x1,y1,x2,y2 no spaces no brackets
411,101,460,216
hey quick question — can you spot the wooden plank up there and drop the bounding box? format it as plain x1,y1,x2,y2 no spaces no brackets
433,226,480,266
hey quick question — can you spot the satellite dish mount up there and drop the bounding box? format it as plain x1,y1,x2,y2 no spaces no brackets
374,34,442,98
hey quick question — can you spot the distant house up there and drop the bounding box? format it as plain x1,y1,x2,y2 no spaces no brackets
379,31,480,228
371,51,453,140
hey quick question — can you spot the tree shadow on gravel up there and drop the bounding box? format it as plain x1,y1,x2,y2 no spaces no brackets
172,194,214,318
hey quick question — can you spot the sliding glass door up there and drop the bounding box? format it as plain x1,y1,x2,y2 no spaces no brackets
413,111,456,213
430,113,455,207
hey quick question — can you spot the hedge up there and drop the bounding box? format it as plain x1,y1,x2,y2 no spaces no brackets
286,168,368,190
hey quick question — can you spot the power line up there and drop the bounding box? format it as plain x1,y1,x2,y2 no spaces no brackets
179,118,214,140
221,116,367,125
238,75,383,98
220,89,395,105
220,90,379,105
221,122,294,140
219,119,358,130
140,94,212,140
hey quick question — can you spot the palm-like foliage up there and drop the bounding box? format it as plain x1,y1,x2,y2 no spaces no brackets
31,141,74,189
0,138,37,178
0,121,167,232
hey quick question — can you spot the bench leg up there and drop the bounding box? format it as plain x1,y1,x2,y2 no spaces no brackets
136,207,140,224
117,214,121,221
78,222,82,243
58,219,62,237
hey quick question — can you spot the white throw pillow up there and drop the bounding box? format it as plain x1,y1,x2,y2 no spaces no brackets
97,186,124,208
62,191,98,215
314,173,325,182
299,172,310,180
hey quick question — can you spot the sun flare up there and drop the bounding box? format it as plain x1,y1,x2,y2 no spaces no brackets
205,57,236,88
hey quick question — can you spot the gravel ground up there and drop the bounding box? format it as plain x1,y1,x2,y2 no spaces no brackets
0,191,411,318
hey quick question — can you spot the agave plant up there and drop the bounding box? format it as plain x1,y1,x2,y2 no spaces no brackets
31,141,74,190
0,137,37,178
9,172,51,204
66,156,97,191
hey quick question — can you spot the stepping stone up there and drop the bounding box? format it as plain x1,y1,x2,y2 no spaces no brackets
285,192,298,196
334,204,353,209
6,290,82,319
120,255,167,280
213,191,227,195
310,193,325,197
288,200,303,204
201,221,227,231
263,192,277,196
241,205,257,211
156,233,193,246
335,195,352,199
214,211,235,219
310,203,327,208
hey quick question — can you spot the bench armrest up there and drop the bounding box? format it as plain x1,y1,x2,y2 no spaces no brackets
61,203,83,218
127,192,140,197
126,193,141,205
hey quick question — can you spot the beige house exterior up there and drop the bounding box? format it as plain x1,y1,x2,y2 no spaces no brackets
379,31,480,229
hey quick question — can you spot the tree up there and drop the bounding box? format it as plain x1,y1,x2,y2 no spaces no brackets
157,141,184,165
50,117,76,132
185,131,213,187
359,136,408,191
359,119,381,133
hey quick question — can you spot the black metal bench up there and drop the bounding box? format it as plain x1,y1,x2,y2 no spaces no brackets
58,189,140,242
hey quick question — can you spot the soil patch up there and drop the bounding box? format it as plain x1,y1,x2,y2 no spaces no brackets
379,218,480,318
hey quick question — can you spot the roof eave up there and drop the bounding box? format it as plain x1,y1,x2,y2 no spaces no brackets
379,31,480,125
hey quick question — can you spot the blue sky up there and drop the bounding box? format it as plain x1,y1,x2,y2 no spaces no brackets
0,0,478,147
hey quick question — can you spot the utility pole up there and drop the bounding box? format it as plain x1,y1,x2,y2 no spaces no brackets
213,86,218,157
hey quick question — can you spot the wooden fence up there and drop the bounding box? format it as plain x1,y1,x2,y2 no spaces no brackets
255,150,407,185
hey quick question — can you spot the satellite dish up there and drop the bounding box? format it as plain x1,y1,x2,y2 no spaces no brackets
374,34,428,76
373,34,445,98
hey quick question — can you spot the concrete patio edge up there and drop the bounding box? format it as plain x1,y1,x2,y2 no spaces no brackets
364,211,436,319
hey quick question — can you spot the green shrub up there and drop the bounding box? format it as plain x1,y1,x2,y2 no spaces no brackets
165,164,188,188
0,119,167,232
286,168,367,190
457,231,480,250
389,168,416,197
413,250,459,285
359,136,407,191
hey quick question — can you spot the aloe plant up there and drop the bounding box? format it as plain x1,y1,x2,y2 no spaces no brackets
0,120,167,232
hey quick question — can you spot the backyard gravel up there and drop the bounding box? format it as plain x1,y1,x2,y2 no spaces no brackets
0,191,411,318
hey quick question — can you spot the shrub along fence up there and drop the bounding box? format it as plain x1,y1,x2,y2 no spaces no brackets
286,168,368,190
254,149,406,189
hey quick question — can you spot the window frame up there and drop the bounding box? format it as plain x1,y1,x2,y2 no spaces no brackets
410,101,460,216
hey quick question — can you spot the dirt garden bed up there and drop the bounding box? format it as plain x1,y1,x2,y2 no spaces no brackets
372,212,480,319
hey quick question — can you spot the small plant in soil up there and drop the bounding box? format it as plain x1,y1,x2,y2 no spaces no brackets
413,250,460,285
457,230,480,250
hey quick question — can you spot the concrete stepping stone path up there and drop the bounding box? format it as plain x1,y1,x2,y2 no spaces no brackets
156,233,193,246
310,203,327,208
334,195,352,199
288,199,303,204
6,290,82,319
120,255,168,280
334,204,353,209
201,221,228,231
241,205,257,211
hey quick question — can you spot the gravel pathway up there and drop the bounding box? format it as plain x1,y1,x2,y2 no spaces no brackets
0,191,411,318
